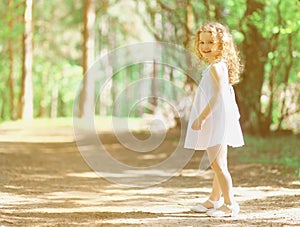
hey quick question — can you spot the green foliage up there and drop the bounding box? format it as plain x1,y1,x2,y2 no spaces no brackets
225,0,300,133
235,134,300,176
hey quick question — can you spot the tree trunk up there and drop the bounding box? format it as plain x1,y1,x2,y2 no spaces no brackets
183,0,194,48
203,0,211,20
137,64,144,117
50,85,58,118
214,1,225,22
150,60,158,114
37,72,49,117
183,0,195,89
236,0,268,135
79,0,96,117
111,73,118,116
18,0,33,120
259,0,283,134
58,95,65,117
8,0,15,120
1,90,7,119
277,34,294,130
82,0,95,75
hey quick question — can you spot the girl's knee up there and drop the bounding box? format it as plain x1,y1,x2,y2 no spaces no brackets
210,161,228,175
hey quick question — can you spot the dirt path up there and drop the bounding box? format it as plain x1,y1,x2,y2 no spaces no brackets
0,123,299,226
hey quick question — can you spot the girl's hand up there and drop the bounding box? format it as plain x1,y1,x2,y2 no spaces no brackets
191,117,205,130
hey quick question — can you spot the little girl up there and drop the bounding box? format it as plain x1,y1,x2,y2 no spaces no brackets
184,22,244,217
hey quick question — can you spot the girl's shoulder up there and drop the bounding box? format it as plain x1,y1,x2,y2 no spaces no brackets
210,59,228,74
209,59,229,82
202,59,228,77
211,59,227,68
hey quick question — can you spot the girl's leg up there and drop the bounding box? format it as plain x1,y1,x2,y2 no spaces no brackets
199,149,222,200
193,152,222,210
207,144,235,205
199,173,222,209
210,174,222,201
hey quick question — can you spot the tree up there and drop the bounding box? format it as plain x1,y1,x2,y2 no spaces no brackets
234,0,300,135
135,0,300,134
8,0,16,119
79,0,96,117
236,0,269,135
18,0,33,120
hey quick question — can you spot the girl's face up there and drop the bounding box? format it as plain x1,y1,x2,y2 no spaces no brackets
198,31,221,63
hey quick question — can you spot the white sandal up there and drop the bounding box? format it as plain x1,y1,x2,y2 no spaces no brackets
191,198,224,213
206,202,240,217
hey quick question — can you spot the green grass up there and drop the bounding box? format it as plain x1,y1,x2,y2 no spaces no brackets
234,134,300,176
0,116,150,132
0,117,73,128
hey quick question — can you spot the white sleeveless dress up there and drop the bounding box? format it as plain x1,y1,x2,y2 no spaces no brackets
184,60,244,150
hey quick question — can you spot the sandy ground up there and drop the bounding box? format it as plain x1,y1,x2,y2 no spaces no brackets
0,122,299,226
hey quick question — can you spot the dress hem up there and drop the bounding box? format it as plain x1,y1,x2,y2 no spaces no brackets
184,142,244,150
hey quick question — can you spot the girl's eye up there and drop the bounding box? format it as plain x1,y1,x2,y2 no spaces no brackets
199,42,204,44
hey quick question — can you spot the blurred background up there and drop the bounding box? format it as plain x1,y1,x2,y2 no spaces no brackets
0,0,299,136
0,3,300,224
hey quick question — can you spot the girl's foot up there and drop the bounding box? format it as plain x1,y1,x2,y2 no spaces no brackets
206,202,240,217
191,198,224,213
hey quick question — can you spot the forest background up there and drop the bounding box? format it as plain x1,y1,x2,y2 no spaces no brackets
1,0,299,136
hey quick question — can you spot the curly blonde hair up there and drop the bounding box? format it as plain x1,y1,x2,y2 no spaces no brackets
194,22,242,85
